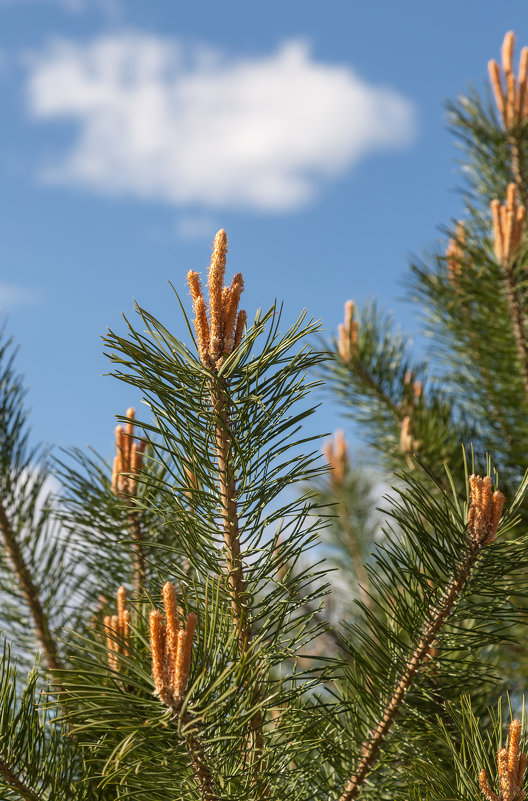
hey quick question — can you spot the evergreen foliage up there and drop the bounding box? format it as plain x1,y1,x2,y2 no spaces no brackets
1,28,528,801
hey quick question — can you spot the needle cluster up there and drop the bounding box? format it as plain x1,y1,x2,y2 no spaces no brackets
187,229,246,369
480,720,527,801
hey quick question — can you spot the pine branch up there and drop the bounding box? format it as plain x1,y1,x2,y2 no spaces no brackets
210,358,265,768
509,133,528,207
353,361,404,423
176,711,219,801
339,351,462,502
127,505,146,598
0,754,43,801
463,308,516,452
499,255,528,402
210,396,267,767
338,478,505,801
0,501,62,675
337,503,372,612
0,754,42,801
185,729,218,801
212,382,248,645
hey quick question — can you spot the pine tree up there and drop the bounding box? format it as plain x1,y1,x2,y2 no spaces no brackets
1,28,528,801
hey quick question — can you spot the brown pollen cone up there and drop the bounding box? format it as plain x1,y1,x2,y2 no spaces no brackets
149,609,169,702
188,270,211,366
233,310,247,350
223,273,245,354
208,229,228,361
162,581,180,678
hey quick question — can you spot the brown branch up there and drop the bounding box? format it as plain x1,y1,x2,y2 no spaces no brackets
0,500,63,675
510,134,528,209
127,506,146,599
354,362,403,422
500,256,528,403
456,306,516,451
161,697,218,801
213,386,248,645
0,754,42,801
211,379,265,765
337,504,372,612
352,361,464,502
184,726,219,801
339,539,482,801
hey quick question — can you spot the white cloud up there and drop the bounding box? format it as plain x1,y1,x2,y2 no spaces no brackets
26,34,416,212
0,282,41,308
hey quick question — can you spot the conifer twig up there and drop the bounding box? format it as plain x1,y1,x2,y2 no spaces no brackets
323,432,372,610
488,31,528,207
128,507,146,599
445,226,517,449
499,262,528,400
213,384,249,647
490,188,528,403
111,408,147,597
336,302,463,501
0,753,42,801
339,477,505,801
509,137,528,209
187,231,265,768
0,501,63,675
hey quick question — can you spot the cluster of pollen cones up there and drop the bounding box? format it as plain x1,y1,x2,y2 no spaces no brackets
104,586,130,672
468,475,505,546
149,582,197,708
446,222,466,285
337,300,358,362
111,408,146,496
489,31,528,128
323,430,349,485
400,370,422,456
480,720,527,801
491,184,526,263
447,183,525,290
187,229,247,369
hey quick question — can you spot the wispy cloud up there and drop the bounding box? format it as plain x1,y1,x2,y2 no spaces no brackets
175,214,221,240
26,33,416,212
0,282,41,309
0,0,83,10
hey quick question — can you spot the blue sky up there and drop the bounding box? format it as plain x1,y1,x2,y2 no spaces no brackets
0,0,526,462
